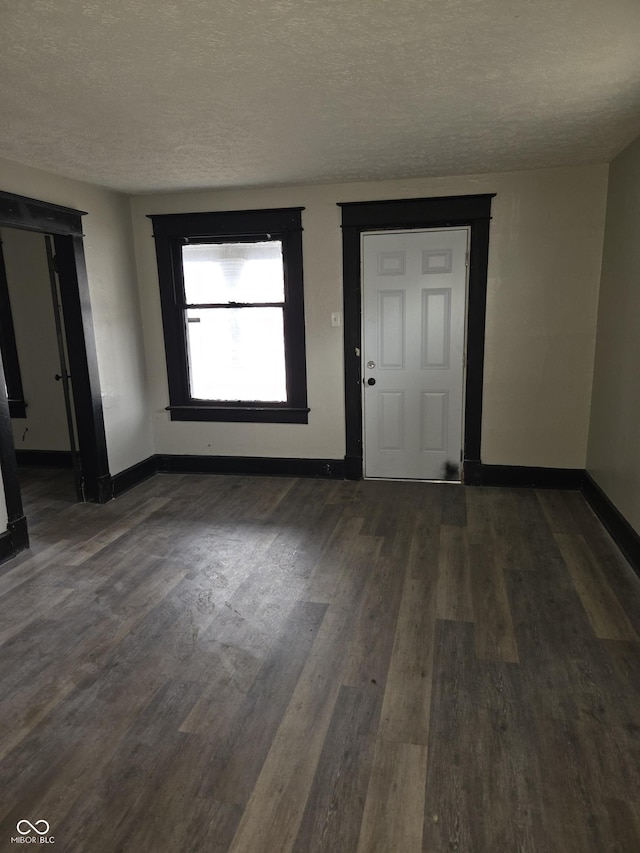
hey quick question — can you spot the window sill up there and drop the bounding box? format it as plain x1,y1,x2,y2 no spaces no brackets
166,405,309,424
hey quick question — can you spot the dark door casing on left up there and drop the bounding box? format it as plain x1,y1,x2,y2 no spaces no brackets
0,190,112,562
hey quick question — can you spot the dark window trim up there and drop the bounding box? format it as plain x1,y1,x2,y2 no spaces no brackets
149,208,309,424
0,239,26,418
166,405,310,423
338,193,495,481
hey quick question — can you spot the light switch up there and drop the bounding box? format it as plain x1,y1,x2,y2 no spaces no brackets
331,312,342,327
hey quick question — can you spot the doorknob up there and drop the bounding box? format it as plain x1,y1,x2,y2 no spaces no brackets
367,377,376,386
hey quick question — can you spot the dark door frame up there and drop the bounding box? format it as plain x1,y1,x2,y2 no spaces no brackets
338,194,495,482
0,191,112,559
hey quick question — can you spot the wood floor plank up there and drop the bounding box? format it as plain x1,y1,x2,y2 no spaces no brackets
0,553,189,762
603,797,640,853
483,487,526,569
507,556,593,663
292,684,382,853
555,533,639,641
423,619,481,852
537,488,582,534
408,499,442,580
486,488,563,573
577,638,640,734
574,712,640,803
464,485,492,546
377,576,436,745
578,519,640,636
224,524,384,852
440,483,467,527
342,555,406,689
197,600,328,804
0,578,75,646
64,496,172,565
521,490,569,573
55,680,208,853
225,612,354,852
260,484,346,579
304,514,368,603
178,641,263,736
534,715,616,852
469,541,520,662
436,524,473,621
424,620,547,852
0,639,187,827
0,539,72,594
357,739,428,853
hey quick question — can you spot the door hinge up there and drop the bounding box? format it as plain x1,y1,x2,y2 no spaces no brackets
465,251,470,267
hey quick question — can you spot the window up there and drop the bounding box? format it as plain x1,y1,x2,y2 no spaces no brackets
149,207,308,423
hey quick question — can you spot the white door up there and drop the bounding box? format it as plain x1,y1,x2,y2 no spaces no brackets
362,228,469,480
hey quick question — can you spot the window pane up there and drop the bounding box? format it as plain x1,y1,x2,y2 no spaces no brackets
186,307,287,402
182,241,285,305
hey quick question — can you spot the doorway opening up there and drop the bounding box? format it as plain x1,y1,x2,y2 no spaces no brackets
0,191,112,560
0,227,83,503
339,194,495,483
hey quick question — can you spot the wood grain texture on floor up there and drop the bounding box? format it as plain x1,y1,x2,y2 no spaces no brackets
1,469,640,852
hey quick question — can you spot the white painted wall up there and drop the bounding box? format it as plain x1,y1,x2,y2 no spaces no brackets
0,157,154,475
1,227,70,452
131,163,608,468
587,134,640,534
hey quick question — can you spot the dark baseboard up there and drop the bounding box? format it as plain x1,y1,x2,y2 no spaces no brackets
157,454,346,479
93,473,113,504
463,458,481,485
16,449,72,468
9,514,29,552
0,515,29,566
582,473,640,577
476,464,585,489
112,456,159,497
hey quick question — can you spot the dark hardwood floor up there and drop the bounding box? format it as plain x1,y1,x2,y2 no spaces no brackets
1,469,640,852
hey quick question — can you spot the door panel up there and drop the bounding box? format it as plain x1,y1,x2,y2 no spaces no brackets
421,390,448,452
378,291,405,368
362,228,468,480
422,288,451,368
378,391,405,450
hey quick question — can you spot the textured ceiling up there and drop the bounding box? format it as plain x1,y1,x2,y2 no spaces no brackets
1,0,640,193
